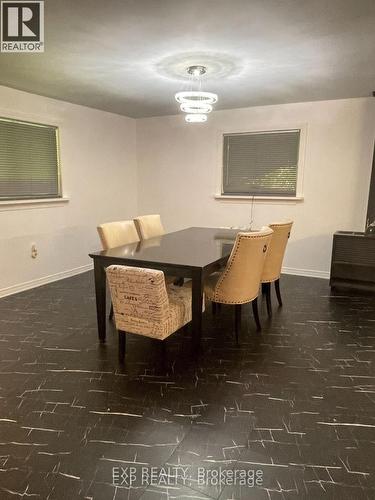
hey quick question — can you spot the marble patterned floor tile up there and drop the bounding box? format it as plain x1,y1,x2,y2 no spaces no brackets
0,271,374,499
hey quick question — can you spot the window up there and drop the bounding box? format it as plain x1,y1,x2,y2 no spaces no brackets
222,129,300,197
0,117,61,201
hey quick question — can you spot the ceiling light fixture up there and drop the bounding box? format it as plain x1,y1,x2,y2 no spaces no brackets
175,65,218,123
180,102,213,114
185,114,207,123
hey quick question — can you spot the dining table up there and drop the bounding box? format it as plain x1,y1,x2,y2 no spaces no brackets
89,226,239,347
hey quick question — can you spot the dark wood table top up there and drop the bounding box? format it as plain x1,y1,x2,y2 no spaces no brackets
89,226,240,269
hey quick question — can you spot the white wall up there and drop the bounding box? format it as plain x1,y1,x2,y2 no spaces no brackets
1,92,374,295
0,86,137,296
136,98,375,278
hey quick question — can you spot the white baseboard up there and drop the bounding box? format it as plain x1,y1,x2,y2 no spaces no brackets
0,263,93,299
0,263,329,300
282,266,330,280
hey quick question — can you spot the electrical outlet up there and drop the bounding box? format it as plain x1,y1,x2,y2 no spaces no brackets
31,244,38,259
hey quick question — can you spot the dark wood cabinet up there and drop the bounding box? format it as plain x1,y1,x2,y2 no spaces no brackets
330,231,375,291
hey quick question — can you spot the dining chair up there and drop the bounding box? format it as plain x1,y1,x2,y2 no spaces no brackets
261,220,293,316
97,220,140,250
134,214,165,240
134,214,184,286
97,220,140,319
204,227,273,342
106,265,198,362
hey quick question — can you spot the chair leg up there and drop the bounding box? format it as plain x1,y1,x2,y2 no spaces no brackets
212,301,217,315
275,279,283,307
265,282,272,317
261,283,267,295
252,298,262,331
118,330,126,363
109,302,114,320
234,304,242,344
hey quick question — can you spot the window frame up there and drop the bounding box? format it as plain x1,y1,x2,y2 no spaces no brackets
215,124,307,204
0,111,66,209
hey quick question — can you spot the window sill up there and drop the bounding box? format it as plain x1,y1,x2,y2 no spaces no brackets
214,194,304,204
0,197,69,211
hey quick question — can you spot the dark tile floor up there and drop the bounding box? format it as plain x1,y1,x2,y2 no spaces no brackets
0,272,374,500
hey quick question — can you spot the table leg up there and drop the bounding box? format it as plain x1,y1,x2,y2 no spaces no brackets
93,259,106,343
191,268,203,349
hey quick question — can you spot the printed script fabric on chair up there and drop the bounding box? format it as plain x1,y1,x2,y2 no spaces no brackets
97,219,141,320
106,265,195,341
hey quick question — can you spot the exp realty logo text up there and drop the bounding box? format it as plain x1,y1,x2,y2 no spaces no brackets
1,0,44,52
112,466,264,488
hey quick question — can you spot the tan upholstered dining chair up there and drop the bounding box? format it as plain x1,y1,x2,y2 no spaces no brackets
134,214,165,240
205,227,273,342
261,220,293,316
106,265,198,362
97,220,140,319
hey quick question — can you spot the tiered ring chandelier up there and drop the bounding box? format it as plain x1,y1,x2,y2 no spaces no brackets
175,65,218,123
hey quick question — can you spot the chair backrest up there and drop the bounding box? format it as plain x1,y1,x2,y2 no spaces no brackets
97,220,140,250
213,227,273,304
106,265,169,334
261,221,293,282
134,214,165,240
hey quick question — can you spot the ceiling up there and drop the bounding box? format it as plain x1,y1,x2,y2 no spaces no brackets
0,0,374,118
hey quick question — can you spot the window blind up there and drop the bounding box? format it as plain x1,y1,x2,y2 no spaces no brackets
0,117,61,200
222,130,300,197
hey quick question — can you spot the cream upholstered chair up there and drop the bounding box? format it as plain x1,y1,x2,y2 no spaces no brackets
261,221,293,316
205,227,273,342
134,214,183,286
97,220,140,319
97,220,140,250
106,265,197,362
134,214,165,240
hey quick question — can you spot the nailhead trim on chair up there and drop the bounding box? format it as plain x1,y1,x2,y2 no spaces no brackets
209,294,260,305
261,221,293,284
212,231,272,304
262,278,280,283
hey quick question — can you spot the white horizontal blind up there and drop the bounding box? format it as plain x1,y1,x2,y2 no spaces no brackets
0,117,60,200
223,130,300,196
